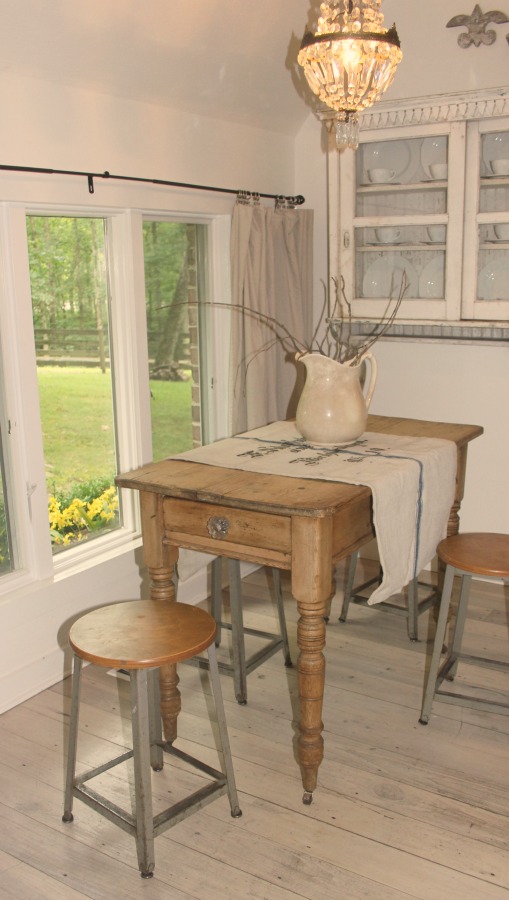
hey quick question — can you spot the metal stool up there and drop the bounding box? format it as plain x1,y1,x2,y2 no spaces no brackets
339,550,439,641
200,559,292,704
62,601,241,878
419,533,509,725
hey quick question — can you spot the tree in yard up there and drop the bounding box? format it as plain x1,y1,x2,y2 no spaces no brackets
143,221,196,381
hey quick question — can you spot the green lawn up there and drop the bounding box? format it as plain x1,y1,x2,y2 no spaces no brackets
37,366,193,496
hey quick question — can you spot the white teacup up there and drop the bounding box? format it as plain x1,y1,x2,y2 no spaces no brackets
430,163,448,180
490,158,509,176
494,223,509,240
375,227,401,244
367,168,396,184
427,225,446,243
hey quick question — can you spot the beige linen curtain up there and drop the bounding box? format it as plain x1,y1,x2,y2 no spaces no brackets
229,199,314,435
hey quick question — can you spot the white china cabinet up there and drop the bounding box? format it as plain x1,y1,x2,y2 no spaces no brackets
330,90,509,329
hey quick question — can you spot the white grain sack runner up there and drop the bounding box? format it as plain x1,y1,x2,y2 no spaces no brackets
171,421,457,605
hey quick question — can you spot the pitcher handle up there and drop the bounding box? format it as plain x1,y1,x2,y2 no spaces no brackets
362,351,378,409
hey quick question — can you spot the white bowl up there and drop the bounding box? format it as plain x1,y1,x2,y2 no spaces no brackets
490,159,509,176
375,227,401,244
494,224,509,240
430,163,448,180
367,168,396,184
427,225,446,243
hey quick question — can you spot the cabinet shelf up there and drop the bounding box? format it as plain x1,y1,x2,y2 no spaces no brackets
357,180,447,192
359,243,446,252
480,175,509,185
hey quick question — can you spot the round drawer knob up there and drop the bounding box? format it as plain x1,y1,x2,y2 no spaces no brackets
207,516,230,539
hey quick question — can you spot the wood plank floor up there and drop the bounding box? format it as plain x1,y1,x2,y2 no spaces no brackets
1,561,509,899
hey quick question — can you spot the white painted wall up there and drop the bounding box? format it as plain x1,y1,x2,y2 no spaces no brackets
295,112,329,309
0,72,297,196
370,339,509,536
382,1,509,103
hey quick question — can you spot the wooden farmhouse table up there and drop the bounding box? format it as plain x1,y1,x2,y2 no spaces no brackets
116,414,483,803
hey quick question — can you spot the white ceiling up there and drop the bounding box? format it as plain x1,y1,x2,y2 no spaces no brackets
2,0,320,135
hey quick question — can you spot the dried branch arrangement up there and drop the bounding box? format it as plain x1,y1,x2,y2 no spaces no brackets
221,271,408,369
318,271,408,365
170,271,407,371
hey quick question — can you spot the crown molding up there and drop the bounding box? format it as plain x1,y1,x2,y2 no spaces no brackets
318,87,509,131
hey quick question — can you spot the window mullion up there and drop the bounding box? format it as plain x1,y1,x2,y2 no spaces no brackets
0,204,53,579
207,215,232,440
107,211,152,533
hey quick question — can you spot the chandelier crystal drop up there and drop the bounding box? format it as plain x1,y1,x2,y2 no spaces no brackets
297,0,402,151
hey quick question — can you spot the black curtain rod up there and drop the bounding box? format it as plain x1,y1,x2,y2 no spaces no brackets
0,163,305,206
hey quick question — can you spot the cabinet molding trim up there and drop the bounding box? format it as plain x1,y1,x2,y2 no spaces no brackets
348,320,509,343
319,88,509,132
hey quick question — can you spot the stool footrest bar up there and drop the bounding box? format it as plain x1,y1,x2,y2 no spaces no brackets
187,627,285,677
75,749,134,785
72,738,233,840
434,688,509,716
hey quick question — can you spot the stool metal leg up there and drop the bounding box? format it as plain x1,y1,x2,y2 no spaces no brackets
446,573,472,680
148,668,163,772
407,578,418,642
62,653,82,823
419,563,456,725
211,556,223,647
272,568,292,667
131,669,155,878
340,552,423,641
207,559,292,704
206,642,242,819
339,552,358,623
228,558,248,704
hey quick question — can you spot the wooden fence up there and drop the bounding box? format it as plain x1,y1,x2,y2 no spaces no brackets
34,328,190,369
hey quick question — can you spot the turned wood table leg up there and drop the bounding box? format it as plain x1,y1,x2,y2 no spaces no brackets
291,515,332,804
140,492,180,744
148,563,180,744
448,444,468,538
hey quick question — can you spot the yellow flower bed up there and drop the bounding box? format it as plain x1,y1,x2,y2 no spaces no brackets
49,486,119,545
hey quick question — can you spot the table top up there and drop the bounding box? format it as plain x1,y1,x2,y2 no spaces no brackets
116,415,483,519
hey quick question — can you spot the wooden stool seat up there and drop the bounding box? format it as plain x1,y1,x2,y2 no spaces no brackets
69,600,217,669
435,532,509,578
63,601,241,879
419,533,509,725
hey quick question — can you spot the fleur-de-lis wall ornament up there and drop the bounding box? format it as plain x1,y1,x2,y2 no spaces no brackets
446,4,509,47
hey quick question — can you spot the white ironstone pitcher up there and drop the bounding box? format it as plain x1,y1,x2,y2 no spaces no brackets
295,351,377,446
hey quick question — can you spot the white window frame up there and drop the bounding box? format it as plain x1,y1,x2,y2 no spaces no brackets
0,174,233,597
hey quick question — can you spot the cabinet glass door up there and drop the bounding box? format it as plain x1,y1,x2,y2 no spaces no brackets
463,121,509,320
478,130,509,302
353,134,449,312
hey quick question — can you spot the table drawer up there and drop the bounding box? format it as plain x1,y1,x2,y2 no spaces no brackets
163,498,292,555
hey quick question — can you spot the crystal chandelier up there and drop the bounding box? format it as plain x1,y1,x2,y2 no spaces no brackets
297,0,402,151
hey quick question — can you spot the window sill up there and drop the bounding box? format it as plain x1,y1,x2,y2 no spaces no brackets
52,528,143,581
0,529,144,601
